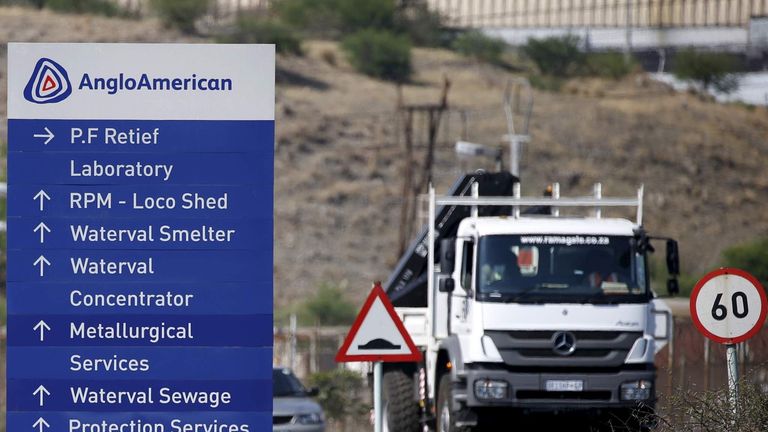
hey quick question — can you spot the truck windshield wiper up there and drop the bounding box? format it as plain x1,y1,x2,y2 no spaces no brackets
504,285,545,303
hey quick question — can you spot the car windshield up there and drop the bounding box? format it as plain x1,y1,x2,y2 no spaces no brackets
476,234,648,303
273,368,307,397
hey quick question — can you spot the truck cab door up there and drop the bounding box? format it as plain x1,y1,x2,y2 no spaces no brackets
450,238,475,335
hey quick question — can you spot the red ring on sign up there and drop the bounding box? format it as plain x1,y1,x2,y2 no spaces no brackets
689,268,768,344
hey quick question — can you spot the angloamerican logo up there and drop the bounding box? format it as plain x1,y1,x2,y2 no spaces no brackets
24,57,72,104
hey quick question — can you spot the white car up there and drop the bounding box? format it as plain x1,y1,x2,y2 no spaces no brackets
273,367,326,432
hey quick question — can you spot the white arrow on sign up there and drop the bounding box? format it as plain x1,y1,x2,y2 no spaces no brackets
33,385,50,407
33,320,51,342
34,255,51,277
33,127,55,145
34,222,51,243
33,190,51,211
33,417,49,432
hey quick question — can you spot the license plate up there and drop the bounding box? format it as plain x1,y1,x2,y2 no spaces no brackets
545,380,584,392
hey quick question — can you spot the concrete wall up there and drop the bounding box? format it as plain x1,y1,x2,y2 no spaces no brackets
427,0,768,29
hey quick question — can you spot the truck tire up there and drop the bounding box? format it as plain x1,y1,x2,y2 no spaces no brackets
437,374,471,432
382,370,420,432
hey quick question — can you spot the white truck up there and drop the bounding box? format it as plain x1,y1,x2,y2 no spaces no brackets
381,172,677,432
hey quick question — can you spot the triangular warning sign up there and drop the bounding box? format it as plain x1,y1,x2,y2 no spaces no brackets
336,283,422,363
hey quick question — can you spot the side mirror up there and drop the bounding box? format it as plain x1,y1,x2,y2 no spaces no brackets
667,278,679,297
666,239,680,276
439,278,455,293
307,387,320,397
440,238,456,274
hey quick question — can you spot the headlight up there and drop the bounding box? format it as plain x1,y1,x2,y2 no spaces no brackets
296,412,324,425
620,380,652,401
474,379,508,400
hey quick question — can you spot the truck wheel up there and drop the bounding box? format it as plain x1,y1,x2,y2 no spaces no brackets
382,370,420,432
437,374,471,432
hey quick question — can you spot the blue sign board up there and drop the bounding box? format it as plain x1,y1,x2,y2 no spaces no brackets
7,43,275,432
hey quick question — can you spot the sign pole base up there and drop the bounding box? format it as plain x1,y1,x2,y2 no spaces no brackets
374,361,383,432
726,343,739,418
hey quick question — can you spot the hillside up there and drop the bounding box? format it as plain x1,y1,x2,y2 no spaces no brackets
2,7,768,310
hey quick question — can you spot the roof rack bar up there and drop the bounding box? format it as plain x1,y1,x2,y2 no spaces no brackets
594,183,602,219
435,196,640,207
636,185,644,226
552,183,560,217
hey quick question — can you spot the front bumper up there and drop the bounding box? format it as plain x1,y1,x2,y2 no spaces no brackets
462,367,656,410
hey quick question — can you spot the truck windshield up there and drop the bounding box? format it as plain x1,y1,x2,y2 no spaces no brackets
476,234,648,303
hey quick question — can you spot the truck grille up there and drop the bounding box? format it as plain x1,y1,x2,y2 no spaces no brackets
485,330,642,368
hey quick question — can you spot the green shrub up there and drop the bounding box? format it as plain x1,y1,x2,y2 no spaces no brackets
219,17,303,55
273,0,341,38
673,49,740,93
394,3,445,47
308,369,369,425
0,0,44,7
586,51,636,79
342,29,412,82
336,0,395,33
721,238,768,287
452,30,507,65
299,283,357,326
522,35,583,77
150,0,210,34
273,0,446,45
528,74,564,92
44,0,120,16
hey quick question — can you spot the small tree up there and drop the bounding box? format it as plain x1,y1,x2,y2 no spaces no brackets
308,369,369,431
522,35,583,77
722,238,768,287
218,16,303,56
273,0,341,38
300,282,357,326
586,51,637,79
452,30,507,65
150,0,210,34
336,0,395,33
673,49,739,94
342,29,412,82
44,0,120,16
394,3,445,47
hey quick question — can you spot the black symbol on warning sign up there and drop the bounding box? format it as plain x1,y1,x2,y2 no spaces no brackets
358,338,401,350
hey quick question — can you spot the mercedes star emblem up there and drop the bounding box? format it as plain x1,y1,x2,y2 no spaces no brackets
552,331,577,356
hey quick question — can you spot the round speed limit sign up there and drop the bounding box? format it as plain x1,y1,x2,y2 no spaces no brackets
690,268,768,344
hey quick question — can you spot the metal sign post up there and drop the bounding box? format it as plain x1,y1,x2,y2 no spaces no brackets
726,344,739,416
336,283,423,431
690,268,768,418
374,361,383,432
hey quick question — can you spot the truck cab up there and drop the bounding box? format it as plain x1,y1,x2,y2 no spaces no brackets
431,217,666,430
383,174,676,432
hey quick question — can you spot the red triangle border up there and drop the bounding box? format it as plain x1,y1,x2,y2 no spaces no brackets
335,284,423,363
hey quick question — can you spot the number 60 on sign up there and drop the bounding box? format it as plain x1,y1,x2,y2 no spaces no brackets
690,268,768,344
